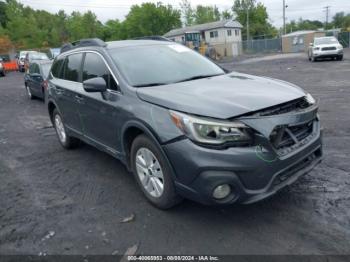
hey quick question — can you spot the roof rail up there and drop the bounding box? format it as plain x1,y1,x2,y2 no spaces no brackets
133,36,172,42
60,38,107,54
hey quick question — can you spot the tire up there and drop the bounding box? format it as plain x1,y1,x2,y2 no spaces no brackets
130,134,182,209
338,55,343,61
52,108,80,149
311,56,316,62
25,84,34,100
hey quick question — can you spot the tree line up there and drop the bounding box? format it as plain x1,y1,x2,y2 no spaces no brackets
0,0,350,51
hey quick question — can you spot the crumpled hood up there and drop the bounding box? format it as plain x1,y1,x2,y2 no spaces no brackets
136,72,306,119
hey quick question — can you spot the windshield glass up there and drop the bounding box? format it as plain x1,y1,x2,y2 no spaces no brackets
314,37,338,45
31,53,49,60
109,44,224,87
41,63,52,78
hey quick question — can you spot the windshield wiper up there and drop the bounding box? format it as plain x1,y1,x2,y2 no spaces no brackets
174,73,224,83
133,83,168,87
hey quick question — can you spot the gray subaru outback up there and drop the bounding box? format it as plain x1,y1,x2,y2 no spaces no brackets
47,38,322,209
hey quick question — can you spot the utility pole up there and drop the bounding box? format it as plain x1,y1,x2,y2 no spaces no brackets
283,0,286,35
246,8,249,41
324,6,330,29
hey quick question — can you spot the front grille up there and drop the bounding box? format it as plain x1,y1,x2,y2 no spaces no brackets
321,46,336,51
270,120,315,156
249,97,311,117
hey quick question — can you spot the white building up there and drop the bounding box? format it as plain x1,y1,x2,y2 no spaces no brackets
164,20,243,57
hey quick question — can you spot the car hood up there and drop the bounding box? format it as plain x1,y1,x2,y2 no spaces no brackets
315,43,340,48
136,72,306,119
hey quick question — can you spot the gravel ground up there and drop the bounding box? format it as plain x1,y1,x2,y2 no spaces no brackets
0,50,349,256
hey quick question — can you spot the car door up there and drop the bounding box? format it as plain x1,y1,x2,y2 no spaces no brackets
50,54,84,135
31,63,43,97
26,63,35,90
76,52,121,151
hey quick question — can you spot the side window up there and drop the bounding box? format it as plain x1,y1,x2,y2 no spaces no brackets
82,53,118,91
63,53,83,82
29,64,36,74
51,58,64,78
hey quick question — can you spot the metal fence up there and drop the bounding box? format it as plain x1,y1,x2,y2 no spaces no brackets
242,38,282,54
338,32,350,48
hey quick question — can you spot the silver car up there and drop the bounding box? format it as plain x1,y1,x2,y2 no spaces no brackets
308,36,343,62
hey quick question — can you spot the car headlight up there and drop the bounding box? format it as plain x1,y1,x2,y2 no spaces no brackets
169,110,252,145
337,44,343,50
313,47,320,51
305,93,316,105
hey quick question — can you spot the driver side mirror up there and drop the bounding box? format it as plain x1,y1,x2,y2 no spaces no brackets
83,77,107,93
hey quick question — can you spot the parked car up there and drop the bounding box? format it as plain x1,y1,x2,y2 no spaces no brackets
24,51,49,72
48,48,61,59
0,58,6,77
47,38,323,209
308,36,343,62
17,51,34,72
24,60,52,100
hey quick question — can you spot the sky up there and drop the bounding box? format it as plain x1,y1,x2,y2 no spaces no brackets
16,0,350,27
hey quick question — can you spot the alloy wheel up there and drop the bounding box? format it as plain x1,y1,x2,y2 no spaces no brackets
54,114,67,144
135,147,164,198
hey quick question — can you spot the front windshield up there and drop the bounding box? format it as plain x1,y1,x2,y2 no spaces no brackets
109,44,224,87
32,53,49,60
314,37,338,45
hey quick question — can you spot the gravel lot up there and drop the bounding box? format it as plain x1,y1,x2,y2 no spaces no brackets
0,50,350,256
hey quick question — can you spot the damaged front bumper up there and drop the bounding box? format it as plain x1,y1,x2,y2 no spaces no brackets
163,103,323,205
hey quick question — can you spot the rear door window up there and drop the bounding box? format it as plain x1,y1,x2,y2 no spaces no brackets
82,53,118,91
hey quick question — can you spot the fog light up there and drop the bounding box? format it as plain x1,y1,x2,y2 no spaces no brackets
212,184,231,199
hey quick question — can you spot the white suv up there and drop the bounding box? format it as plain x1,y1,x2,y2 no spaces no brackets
308,37,343,62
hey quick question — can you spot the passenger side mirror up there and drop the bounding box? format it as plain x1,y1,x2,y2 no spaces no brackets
83,77,107,93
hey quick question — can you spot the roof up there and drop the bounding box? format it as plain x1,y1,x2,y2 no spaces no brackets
164,20,243,37
106,40,171,49
282,30,322,37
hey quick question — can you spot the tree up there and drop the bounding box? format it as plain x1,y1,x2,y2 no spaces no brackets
0,1,7,28
193,5,221,24
221,9,232,20
65,11,103,41
0,35,12,53
123,3,181,38
233,0,276,39
180,0,194,26
285,18,324,33
332,12,350,30
103,19,125,41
